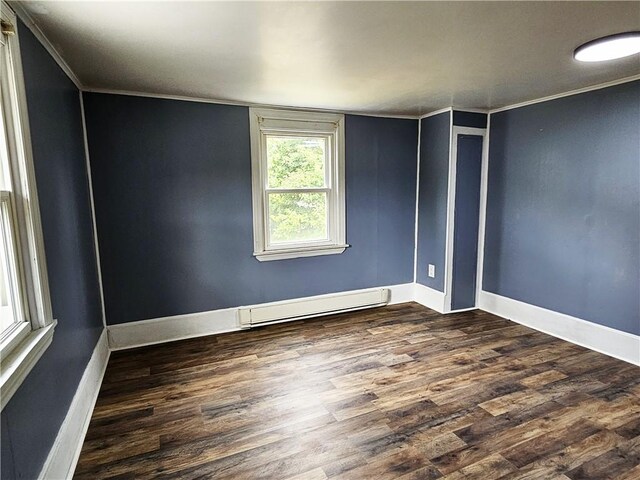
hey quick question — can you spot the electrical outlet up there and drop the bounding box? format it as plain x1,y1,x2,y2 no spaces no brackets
428,264,436,278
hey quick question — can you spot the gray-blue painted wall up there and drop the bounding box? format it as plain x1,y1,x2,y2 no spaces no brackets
416,112,450,291
453,110,487,128
83,93,418,325
0,22,104,479
484,80,640,335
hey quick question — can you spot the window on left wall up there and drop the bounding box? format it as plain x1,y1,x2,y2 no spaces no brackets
0,2,55,410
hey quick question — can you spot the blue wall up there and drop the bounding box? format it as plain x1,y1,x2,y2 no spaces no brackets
484,81,640,335
0,22,104,479
83,93,418,325
453,110,487,128
416,112,450,291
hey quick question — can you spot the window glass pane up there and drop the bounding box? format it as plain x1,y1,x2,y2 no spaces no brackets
266,136,326,188
0,202,17,335
0,92,10,191
268,192,327,244
0,88,17,336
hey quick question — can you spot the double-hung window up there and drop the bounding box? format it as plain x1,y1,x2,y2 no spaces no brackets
249,108,347,261
1,2,54,409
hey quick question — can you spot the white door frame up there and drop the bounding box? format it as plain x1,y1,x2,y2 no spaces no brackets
443,126,488,313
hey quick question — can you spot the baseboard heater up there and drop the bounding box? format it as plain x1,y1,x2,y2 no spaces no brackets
238,288,390,328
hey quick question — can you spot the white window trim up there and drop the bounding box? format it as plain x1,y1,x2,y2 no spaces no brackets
1,1,55,410
249,107,347,261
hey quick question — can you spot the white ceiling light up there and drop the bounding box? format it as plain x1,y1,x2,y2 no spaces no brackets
574,32,640,62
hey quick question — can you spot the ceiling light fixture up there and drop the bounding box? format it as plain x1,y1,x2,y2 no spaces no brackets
574,32,640,62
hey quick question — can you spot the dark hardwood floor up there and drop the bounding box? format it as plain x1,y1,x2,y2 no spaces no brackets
75,303,640,479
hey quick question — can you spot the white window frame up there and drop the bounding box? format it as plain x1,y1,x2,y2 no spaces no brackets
0,2,55,410
249,107,347,261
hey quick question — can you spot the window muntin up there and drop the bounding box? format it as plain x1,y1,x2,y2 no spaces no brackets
250,108,346,261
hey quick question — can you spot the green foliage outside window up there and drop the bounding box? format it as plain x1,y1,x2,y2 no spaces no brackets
267,137,328,243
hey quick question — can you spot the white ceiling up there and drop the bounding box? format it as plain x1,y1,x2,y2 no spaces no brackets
17,1,640,116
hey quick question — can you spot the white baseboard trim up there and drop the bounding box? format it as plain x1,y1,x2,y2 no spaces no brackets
413,283,446,313
39,329,110,480
108,283,415,351
387,283,415,305
106,285,638,367
107,283,413,350
478,290,640,366
107,307,239,351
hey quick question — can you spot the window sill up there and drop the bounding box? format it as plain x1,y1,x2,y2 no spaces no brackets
254,244,349,262
1,320,56,410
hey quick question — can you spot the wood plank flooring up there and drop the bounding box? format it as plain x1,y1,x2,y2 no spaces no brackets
75,303,640,479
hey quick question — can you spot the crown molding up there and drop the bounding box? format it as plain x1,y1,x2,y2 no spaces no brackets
417,107,452,120
452,107,490,114
489,73,640,114
83,87,421,120
8,1,83,90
